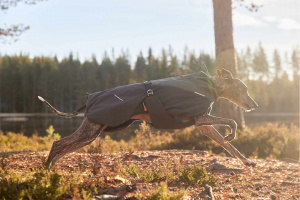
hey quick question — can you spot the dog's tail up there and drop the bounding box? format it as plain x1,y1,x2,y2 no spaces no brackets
38,96,86,118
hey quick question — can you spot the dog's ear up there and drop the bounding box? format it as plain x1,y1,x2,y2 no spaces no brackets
217,68,233,79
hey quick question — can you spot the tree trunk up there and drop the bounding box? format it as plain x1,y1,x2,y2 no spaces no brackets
212,0,245,129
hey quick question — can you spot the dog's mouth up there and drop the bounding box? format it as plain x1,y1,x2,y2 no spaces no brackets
244,107,255,112
234,104,255,112
241,104,257,112
239,98,258,112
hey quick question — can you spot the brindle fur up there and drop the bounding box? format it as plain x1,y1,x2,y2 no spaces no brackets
194,115,237,142
39,68,258,169
45,118,107,169
198,126,255,166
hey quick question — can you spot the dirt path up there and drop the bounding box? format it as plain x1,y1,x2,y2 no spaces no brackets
3,150,300,199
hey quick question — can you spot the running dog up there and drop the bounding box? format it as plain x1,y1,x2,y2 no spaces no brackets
39,68,258,169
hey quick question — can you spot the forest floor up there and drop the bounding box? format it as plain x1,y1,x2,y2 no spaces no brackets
1,149,299,199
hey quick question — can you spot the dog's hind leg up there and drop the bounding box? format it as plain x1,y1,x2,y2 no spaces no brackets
198,125,256,166
45,117,106,169
195,115,237,142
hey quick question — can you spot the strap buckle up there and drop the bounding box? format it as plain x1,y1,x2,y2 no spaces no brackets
147,89,154,96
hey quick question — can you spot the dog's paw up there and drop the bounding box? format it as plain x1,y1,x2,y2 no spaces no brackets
224,134,235,143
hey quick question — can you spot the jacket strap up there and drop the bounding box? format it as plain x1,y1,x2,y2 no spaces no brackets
143,82,194,129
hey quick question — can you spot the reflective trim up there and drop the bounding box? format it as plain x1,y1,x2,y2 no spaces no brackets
114,94,123,101
194,92,205,97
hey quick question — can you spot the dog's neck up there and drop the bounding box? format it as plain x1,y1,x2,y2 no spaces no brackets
210,76,231,99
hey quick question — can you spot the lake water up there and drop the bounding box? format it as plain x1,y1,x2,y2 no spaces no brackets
0,113,299,137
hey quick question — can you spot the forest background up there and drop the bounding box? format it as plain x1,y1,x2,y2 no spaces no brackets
0,44,299,115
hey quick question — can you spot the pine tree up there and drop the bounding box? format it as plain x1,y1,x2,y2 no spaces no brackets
181,46,189,73
252,43,269,79
82,55,100,93
115,55,131,86
291,48,299,113
134,52,147,82
168,55,179,76
160,49,168,78
147,48,159,80
99,53,115,90
273,49,281,79
245,47,253,79
237,47,252,80
292,48,299,83
167,46,179,76
188,52,198,73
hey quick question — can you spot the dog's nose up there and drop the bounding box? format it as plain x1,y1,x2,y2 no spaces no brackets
251,102,258,109
253,102,258,108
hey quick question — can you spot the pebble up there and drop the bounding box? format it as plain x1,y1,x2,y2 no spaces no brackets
270,194,277,200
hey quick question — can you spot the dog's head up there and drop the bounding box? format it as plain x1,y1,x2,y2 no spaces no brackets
216,68,258,112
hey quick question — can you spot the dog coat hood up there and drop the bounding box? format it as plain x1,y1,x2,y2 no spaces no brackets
85,71,218,131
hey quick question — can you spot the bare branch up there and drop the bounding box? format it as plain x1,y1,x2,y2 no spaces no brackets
0,24,29,43
0,0,44,43
0,0,44,10
233,0,263,12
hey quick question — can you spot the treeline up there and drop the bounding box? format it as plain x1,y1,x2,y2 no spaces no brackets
0,44,299,113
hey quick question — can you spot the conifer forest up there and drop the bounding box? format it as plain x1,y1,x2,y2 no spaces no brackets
0,45,299,115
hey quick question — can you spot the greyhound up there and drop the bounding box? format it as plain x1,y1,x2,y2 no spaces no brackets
39,69,258,169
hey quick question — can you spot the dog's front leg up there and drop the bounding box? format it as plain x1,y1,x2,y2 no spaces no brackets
195,115,237,142
45,117,107,169
198,125,256,166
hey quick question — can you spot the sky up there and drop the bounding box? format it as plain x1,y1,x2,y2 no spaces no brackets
0,0,299,63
